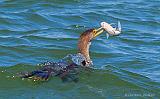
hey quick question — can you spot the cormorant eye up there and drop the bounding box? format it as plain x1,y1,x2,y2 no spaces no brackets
93,30,96,35
81,60,86,66
93,30,96,33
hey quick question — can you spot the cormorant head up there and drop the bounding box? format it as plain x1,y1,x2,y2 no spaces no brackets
78,28,104,67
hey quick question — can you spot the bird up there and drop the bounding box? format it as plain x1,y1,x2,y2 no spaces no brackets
20,27,104,82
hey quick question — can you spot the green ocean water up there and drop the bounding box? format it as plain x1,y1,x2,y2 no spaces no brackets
0,0,160,98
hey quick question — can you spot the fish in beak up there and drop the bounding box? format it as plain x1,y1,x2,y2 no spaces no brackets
100,21,121,36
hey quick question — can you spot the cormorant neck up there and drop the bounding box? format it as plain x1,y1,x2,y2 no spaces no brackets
78,37,91,63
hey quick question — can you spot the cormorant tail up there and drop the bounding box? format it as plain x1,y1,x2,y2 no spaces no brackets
21,70,51,81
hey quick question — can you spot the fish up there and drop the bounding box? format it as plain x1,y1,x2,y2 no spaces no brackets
100,21,122,36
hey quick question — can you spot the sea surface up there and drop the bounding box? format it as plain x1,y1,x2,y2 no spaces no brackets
0,0,160,99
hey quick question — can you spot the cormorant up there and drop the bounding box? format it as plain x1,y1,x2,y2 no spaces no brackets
21,28,104,82
20,21,121,82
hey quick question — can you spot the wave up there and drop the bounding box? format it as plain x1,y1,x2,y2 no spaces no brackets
0,64,159,98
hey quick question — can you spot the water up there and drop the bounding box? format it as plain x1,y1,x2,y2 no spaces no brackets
0,0,160,98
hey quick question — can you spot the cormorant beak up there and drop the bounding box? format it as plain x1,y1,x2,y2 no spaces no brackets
93,27,104,38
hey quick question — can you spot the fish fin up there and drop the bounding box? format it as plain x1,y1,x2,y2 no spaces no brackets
106,33,110,39
117,21,121,32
